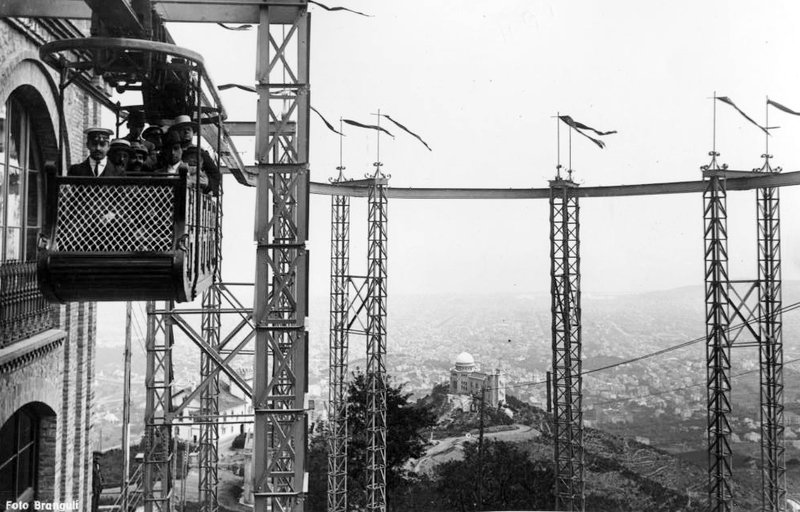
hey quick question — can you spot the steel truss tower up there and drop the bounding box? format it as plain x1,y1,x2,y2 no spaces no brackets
702,155,785,512
253,3,310,512
703,165,733,512
549,178,584,512
144,300,175,512
366,176,389,512
199,182,224,512
328,189,350,512
757,180,785,512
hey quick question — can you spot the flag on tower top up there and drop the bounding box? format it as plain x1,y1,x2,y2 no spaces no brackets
558,115,616,149
768,98,800,117
716,96,770,135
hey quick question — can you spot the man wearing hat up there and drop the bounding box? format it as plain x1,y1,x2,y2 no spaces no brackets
156,130,208,189
68,127,122,176
142,125,164,170
127,141,151,173
122,109,146,144
171,114,221,195
107,139,131,176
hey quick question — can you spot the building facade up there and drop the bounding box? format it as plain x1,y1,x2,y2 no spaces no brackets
0,17,102,507
448,352,503,408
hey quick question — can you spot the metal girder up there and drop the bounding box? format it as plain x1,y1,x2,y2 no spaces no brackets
366,177,388,512
328,190,350,512
0,0,306,23
549,178,583,511
171,313,254,400
144,300,175,512
307,169,800,199
703,169,733,512
253,4,310,512
84,0,145,37
199,181,224,512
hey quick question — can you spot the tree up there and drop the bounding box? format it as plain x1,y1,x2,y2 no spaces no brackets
305,371,437,511
435,439,554,511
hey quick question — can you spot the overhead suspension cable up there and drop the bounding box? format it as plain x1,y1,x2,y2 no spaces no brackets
492,299,800,394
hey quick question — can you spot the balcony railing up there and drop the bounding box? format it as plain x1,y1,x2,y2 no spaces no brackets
0,260,56,348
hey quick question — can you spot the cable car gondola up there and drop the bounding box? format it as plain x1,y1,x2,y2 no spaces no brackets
36,37,225,303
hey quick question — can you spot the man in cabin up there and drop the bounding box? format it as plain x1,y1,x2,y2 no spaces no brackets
127,141,150,173
142,125,163,170
107,138,132,176
157,130,208,189
68,127,123,176
122,109,146,144
170,114,220,195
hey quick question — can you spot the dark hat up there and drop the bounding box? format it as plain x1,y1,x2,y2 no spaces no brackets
129,141,149,156
127,109,146,124
142,126,163,138
163,130,182,147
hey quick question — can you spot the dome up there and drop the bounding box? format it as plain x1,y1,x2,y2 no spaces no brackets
454,352,476,371
455,352,475,366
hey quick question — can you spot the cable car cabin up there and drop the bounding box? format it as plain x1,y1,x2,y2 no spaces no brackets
37,165,217,303
33,34,241,304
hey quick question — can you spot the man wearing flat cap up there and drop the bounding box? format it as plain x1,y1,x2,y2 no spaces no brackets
127,141,151,173
170,114,221,195
69,127,125,177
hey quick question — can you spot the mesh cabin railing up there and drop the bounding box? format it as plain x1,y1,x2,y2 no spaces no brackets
0,260,57,348
38,170,218,303
54,179,178,253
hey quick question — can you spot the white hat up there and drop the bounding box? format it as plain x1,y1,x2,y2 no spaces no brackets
172,114,193,128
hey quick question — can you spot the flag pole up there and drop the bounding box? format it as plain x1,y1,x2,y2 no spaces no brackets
568,123,573,181
337,117,346,181
372,108,383,178
556,112,562,179
712,90,717,156
765,95,770,161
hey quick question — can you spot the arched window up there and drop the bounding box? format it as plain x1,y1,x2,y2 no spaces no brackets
0,406,39,504
0,91,45,262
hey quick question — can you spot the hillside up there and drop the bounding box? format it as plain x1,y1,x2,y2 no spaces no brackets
413,392,761,511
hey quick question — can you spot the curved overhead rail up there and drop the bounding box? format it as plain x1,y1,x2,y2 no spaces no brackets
39,37,251,186
310,169,800,199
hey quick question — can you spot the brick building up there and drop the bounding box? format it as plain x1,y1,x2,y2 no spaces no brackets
0,17,104,507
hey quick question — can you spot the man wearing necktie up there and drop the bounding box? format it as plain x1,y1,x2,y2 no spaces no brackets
68,127,124,177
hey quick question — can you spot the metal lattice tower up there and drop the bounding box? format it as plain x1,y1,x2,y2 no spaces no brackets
549,178,584,512
757,175,785,511
366,176,389,512
253,3,310,511
199,181,224,512
703,163,733,512
144,300,175,512
328,188,350,512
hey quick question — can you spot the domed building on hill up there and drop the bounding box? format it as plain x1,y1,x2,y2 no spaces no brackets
449,352,503,407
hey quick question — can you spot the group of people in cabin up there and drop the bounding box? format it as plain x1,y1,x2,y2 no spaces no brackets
68,110,221,196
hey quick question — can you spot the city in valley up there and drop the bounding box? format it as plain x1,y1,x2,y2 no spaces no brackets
93,283,800,469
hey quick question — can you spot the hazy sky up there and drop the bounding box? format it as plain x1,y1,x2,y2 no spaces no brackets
163,1,800,298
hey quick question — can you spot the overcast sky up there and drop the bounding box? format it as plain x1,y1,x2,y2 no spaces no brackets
164,1,800,298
